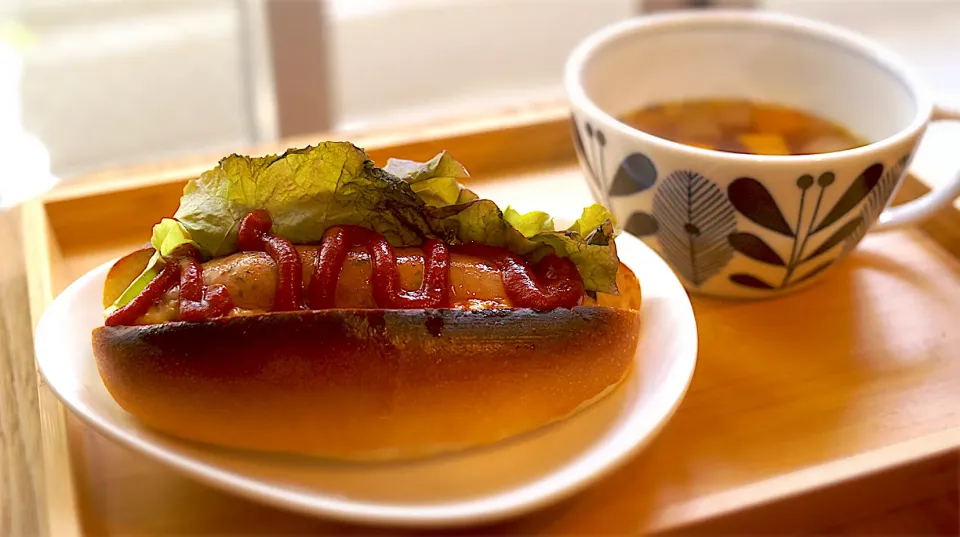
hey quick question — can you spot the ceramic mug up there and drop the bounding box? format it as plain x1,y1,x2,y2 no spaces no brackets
564,10,960,299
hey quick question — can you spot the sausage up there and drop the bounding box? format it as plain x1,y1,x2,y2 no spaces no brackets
133,246,640,324
138,246,512,324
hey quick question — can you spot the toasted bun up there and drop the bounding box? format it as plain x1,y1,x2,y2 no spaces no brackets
91,307,639,460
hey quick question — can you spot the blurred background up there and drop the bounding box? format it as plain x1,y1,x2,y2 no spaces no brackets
1,0,958,202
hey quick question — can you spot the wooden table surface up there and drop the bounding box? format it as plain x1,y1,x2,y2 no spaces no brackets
0,206,45,537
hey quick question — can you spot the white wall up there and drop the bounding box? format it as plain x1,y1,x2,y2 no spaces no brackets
762,0,960,104
329,0,633,130
17,0,249,177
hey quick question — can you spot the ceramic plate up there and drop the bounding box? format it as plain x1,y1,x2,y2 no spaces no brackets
34,231,697,528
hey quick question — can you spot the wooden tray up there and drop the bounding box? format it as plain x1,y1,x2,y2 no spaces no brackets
21,103,960,536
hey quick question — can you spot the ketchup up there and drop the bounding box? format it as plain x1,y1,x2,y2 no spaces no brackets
107,211,586,325
307,225,450,309
178,257,233,321
238,209,304,311
453,244,584,310
104,248,233,326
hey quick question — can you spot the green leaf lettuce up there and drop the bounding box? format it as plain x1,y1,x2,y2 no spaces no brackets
503,207,554,238
105,218,198,315
174,142,434,257
426,202,621,294
384,150,478,207
108,145,624,312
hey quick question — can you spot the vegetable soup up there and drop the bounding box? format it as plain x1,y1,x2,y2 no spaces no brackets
619,98,869,156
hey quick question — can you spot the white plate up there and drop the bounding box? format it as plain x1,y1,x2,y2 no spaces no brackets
34,232,697,528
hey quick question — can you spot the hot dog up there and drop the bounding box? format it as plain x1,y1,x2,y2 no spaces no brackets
92,142,642,460
108,244,640,325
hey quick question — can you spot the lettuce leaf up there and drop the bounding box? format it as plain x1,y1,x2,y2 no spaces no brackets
427,201,621,293
386,153,620,291
105,218,198,315
109,146,624,312
104,261,160,316
503,207,555,237
567,203,619,239
151,218,200,257
174,142,434,257
384,151,477,207
529,207,620,294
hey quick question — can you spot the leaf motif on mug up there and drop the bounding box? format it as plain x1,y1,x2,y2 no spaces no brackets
653,170,736,286
609,152,658,197
811,163,884,233
570,115,602,192
728,232,785,266
793,259,834,285
623,211,659,237
843,154,911,254
801,216,863,262
728,177,795,237
729,273,776,289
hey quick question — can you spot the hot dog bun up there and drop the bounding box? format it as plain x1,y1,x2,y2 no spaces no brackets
92,307,639,460
92,249,642,460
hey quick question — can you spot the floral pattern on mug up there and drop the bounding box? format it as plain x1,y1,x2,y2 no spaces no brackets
651,170,736,287
726,163,889,290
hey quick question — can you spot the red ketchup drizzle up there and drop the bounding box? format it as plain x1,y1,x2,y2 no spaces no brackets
237,209,304,311
453,243,584,310
104,250,233,326
307,225,450,309
177,257,233,321
107,211,587,325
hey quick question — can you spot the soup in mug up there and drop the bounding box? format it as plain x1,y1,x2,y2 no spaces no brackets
618,98,869,156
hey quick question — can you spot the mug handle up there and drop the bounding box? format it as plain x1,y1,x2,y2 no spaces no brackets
874,105,960,230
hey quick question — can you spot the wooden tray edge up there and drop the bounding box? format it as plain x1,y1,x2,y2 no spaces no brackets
653,427,960,532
